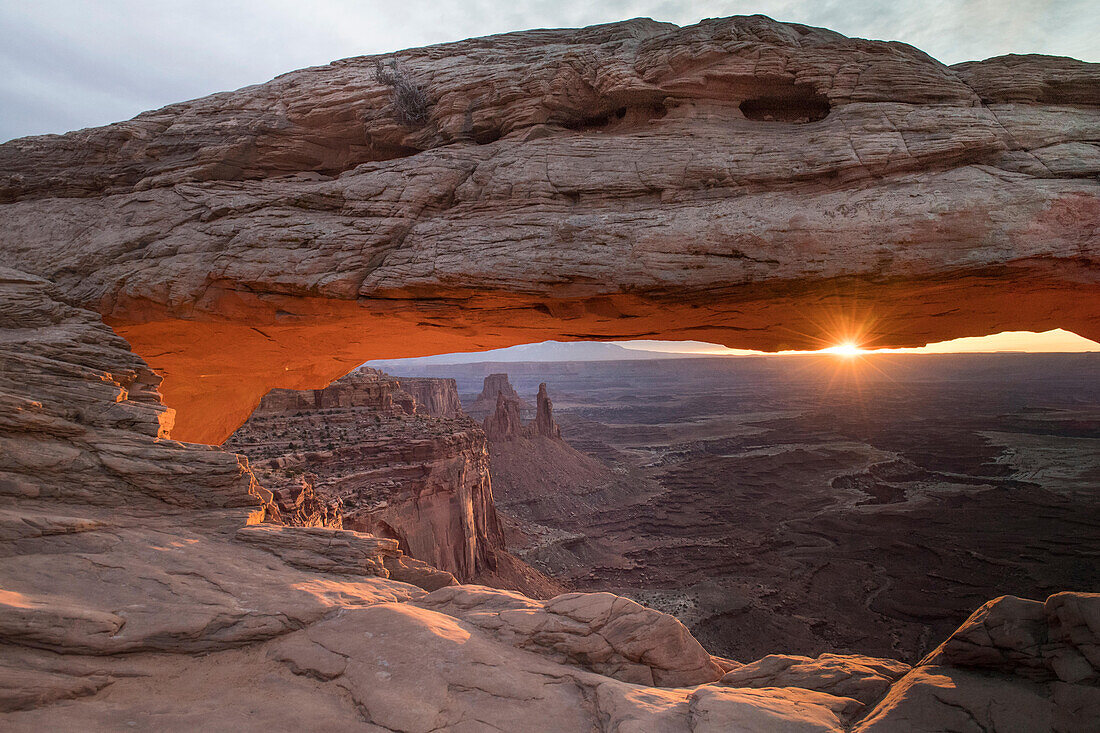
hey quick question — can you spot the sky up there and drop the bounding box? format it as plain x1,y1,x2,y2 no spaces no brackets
618,329,1100,356
369,329,1099,367
1,0,1097,142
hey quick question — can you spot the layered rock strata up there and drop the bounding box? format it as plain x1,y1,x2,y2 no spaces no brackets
0,268,261,510
1,16,1096,443
0,267,1097,733
225,371,505,580
400,376,463,418
250,368,414,417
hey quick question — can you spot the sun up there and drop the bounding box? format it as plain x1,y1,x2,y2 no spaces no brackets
823,341,863,357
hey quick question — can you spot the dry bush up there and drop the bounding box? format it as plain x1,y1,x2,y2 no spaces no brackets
373,58,430,126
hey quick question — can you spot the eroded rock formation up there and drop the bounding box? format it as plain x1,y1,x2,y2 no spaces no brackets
0,16,1095,443
416,585,724,687
481,376,563,440
1,13,1099,731
855,593,1100,730
260,474,343,528
399,376,463,418
533,382,562,439
471,373,530,418
0,268,261,511
483,391,525,441
225,370,505,580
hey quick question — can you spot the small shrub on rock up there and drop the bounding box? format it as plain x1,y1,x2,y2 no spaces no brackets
373,57,430,126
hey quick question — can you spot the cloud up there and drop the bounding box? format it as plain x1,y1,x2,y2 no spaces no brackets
1,0,1095,141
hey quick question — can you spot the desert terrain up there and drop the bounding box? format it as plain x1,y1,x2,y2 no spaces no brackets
383,352,1100,664
3,9,1098,729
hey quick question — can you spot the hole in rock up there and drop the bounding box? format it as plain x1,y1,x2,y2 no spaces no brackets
472,128,504,145
739,85,830,123
216,328,1099,662
562,102,669,132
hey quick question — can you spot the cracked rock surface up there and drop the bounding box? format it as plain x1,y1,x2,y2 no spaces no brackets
1,15,1099,732
0,16,1095,443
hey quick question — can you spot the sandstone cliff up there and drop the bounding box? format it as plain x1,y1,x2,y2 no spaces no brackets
3,17,1095,444
226,372,505,581
0,268,261,510
1,14,1099,731
399,376,463,418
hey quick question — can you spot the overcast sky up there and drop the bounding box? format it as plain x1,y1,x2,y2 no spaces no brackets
1,0,1096,142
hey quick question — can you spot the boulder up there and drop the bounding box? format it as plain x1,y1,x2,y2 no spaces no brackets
927,592,1100,683
416,585,724,686
720,653,911,707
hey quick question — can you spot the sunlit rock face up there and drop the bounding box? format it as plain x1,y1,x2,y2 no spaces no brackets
225,370,505,580
0,268,261,510
0,15,1096,443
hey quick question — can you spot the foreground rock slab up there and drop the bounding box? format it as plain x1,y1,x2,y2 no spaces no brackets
416,585,724,687
719,653,911,706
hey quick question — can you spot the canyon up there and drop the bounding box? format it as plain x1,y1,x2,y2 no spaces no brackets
225,368,561,596
0,13,1098,732
394,356,1100,669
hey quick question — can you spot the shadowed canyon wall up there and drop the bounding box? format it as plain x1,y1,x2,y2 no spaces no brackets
226,369,504,580
0,15,1097,446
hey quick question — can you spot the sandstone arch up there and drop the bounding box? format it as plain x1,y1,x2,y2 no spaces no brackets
1,15,1097,444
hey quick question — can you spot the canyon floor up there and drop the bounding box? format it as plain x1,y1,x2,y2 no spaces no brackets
386,352,1100,665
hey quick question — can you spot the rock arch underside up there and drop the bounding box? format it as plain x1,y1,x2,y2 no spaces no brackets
1,15,1099,731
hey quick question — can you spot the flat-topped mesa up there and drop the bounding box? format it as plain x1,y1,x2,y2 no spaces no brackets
398,376,463,418
0,15,1097,446
251,367,461,418
251,368,412,416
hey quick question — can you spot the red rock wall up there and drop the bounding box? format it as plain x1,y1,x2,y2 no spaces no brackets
227,370,505,580
0,17,1096,446
399,377,463,418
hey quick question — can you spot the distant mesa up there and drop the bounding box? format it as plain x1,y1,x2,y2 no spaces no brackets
469,372,531,418
252,367,461,419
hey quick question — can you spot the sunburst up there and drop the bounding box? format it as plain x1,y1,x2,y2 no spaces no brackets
822,341,863,357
